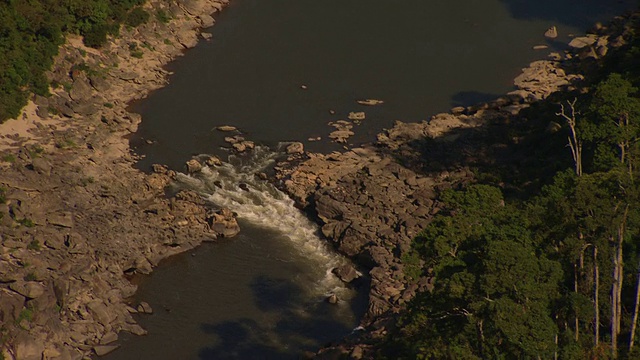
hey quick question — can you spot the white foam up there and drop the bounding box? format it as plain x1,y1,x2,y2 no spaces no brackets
174,147,354,301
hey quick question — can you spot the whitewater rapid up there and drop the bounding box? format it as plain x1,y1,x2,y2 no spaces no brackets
173,146,356,301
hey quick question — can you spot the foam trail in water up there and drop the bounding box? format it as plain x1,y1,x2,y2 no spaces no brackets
174,146,354,301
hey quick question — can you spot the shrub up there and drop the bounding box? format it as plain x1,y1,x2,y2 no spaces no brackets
126,7,150,27
23,272,37,281
19,219,35,228
82,24,110,48
155,9,171,24
27,240,40,251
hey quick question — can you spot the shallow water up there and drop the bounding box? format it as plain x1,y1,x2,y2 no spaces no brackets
132,0,636,170
113,0,637,358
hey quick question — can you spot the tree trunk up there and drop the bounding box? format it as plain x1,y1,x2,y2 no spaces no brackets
613,205,630,357
595,246,600,348
630,261,640,352
556,99,582,177
575,262,580,342
612,236,619,357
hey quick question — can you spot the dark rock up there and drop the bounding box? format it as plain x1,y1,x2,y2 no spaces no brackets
332,265,360,283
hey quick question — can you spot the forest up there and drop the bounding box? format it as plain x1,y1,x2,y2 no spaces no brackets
0,0,148,122
388,20,640,360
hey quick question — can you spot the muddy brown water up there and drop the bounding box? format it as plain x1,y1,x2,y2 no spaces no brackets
107,0,636,359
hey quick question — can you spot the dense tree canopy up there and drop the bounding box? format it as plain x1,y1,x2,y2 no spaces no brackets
0,0,148,122
387,27,640,360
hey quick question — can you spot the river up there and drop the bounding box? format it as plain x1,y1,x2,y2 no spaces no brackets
107,0,635,358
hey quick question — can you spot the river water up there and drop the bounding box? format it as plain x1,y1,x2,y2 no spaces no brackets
109,0,635,359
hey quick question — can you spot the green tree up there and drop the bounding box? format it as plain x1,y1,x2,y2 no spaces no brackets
393,185,563,359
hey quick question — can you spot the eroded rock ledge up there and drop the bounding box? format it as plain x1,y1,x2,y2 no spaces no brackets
0,1,233,359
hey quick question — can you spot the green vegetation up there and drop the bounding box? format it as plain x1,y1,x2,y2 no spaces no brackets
27,144,44,158
18,218,35,228
23,272,37,281
79,176,95,186
0,0,150,123
128,42,143,58
16,307,33,325
1,154,16,163
26,239,41,251
55,137,76,149
155,9,171,24
384,25,640,360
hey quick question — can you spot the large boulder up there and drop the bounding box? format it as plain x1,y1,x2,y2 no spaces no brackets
13,333,44,360
332,264,360,283
9,281,45,299
286,142,304,154
69,78,93,102
208,208,240,237
0,289,25,323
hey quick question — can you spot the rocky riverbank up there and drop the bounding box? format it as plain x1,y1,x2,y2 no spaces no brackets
0,1,238,359
274,12,636,358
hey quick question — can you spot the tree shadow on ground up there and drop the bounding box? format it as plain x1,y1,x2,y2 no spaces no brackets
198,275,364,359
389,97,573,199
499,0,636,29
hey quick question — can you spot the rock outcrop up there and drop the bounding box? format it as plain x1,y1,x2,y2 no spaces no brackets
0,0,234,358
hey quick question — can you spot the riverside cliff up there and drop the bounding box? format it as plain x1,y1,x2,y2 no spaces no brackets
0,1,240,359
